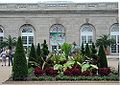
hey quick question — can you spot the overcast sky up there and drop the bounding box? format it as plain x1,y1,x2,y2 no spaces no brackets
0,0,118,3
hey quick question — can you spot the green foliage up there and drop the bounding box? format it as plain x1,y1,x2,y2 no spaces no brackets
85,43,91,58
63,60,75,70
50,53,66,64
41,40,49,61
98,45,108,68
96,34,115,49
0,35,16,49
61,42,72,60
73,51,84,63
28,67,34,75
91,42,97,55
12,36,28,80
81,43,85,55
28,44,37,68
56,75,118,81
81,63,98,72
36,43,43,68
54,64,63,73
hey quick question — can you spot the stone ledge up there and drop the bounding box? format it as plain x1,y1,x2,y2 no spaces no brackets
3,80,120,84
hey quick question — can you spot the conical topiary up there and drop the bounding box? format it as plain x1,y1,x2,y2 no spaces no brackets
85,43,91,58
12,36,28,80
81,43,85,55
41,40,49,61
36,43,43,68
28,43,37,68
91,42,97,55
98,45,108,68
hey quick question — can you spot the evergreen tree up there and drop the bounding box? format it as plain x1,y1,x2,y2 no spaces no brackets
85,43,91,58
98,45,108,68
28,43,36,68
41,40,49,61
12,36,28,80
36,43,43,68
81,43,85,55
91,42,97,55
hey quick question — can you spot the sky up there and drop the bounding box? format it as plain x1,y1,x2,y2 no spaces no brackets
0,0,119,3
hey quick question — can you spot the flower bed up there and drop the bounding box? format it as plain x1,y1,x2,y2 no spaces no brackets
31,75,119,81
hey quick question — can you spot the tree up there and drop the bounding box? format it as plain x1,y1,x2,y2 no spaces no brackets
12,36,28,80
36,43,43,68
28,43,37,68
91,42,97,55
96,34,115,54
85,43,91,58
0,35,16,49
41,40,49,61
98,45,108,68
81,43,85,55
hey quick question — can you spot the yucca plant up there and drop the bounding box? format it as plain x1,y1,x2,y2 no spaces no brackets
96,34,115,54
0,35,16,49
60,42,72,60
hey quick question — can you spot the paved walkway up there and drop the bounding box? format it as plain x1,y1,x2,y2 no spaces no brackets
0,58,119,85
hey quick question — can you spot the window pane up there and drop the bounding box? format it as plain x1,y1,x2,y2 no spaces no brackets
22,36,27,44
111,45,116,53
29,36,33,44
82,36,86,44
88,36,92,44
50,24,64,33
111,23,119,32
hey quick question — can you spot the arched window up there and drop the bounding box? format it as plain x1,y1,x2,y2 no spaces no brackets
80,23,94,45
49,24,65,51
110,23,119,54
20,24,34,48
0,26,4,42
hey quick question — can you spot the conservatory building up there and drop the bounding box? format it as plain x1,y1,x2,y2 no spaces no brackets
0,2,119,55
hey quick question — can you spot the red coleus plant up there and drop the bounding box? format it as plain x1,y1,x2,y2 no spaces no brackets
44,67,58,76
34,66,44,76
64,64,81,76
82,70,91,76
98,68,111,76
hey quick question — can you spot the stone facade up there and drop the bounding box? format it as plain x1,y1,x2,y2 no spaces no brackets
0,2,119,54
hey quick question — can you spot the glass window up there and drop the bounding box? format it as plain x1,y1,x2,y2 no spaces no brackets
0,26,4,42
80,24,94,45
21,24,34,48
110,23,119,54
88,36,92,44
22,36,27,44
82,36,86,44
50,24,65,51
29,36,33,44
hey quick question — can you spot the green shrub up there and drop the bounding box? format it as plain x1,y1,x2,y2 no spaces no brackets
32,77,38,81
36,43,43,68
85,43,91,58
41,40,49,61
98,45,108,68
12,36,28,80
28,44,37,68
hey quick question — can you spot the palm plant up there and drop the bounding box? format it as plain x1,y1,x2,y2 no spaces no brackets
60,42,72,60
0,35,17,49
96,34,115,54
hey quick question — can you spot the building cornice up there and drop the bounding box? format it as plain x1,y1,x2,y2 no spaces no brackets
0,2,118,11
